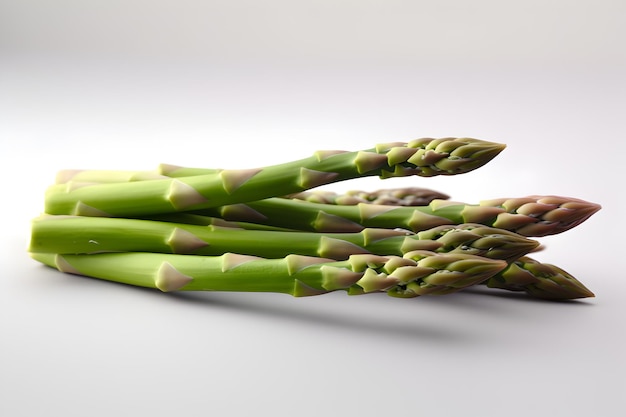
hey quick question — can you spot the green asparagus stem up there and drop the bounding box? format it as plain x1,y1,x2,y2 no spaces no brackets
484,256,595,300
196,195,600,237
57,169,448,206
285,187,450,206
58,167,449,207
30,215,539,262
30,250,507,298
44,138,505,217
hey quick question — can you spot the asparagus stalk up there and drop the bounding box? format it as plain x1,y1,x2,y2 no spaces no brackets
58,167,449,207
44,138,505,217
29,215,539,262
196,195,600,237
285,187,449,206
57,168,449,206
30,250,507,298
484,256,595,300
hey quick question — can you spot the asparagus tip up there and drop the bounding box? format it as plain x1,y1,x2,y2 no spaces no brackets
488,257,596,300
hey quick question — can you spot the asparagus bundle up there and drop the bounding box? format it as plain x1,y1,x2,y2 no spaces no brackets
30,137,600,300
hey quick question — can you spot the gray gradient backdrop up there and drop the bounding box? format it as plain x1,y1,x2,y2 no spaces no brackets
1,1,625,416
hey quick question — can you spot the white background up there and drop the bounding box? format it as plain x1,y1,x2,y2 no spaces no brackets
1,1,625,416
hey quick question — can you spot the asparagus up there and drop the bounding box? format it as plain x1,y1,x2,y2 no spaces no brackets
34,137,599,302
484,256,595,300
58,167,449,207
285,187,450,206
30,215,539,262
30,250,507,298
44,138,505,217
196,195,601,237
57,168,449,207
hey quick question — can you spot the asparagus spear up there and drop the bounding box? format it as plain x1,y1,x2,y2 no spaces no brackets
57,167,449,206
44,138,505,217
196,195,600,237
484,256,595,300
29,215,539,262
30,250,507,298
285,187,450,206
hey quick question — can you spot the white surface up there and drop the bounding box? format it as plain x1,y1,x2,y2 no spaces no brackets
1,1,625,416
